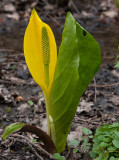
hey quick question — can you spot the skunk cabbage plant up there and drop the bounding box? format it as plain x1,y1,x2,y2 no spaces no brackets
24,8,57,138
2,8,101,153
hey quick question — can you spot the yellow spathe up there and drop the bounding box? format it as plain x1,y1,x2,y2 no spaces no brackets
24,8,57,94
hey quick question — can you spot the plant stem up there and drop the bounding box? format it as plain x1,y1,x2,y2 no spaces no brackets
44,64,56,145
44,93,56,145
49,115,56,144
44,63,50,134
44,93,51,136
44,64,49,88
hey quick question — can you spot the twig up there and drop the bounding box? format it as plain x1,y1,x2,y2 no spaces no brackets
69,0,80,14
78,118,91,122
78,118,101,125
1,61,25,66
42,0,49,5
0,79,26,85
48,15,60,26
12,134,54,159
66,148,73,160
0,79,19,85
0,156,9,160
9,137,44,160
0,48,15,52
89,82,119,88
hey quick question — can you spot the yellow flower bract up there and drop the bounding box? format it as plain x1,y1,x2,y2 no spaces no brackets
24,8,57,94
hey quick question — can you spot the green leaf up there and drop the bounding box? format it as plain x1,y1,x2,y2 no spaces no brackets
93,137,100,143
27,100,34,106
10,65,15,70
107,146,116,152
2,122,25,140
6,107,11,113
113,138,119,148
81,136,88,142
89,151,97,158
51,12,101,152
53,153,65,160
73,148,78,153
99,142,108,148
114,130,119,137
109,122,119,128
92,144,100,153
97,135,105,141
114,62,119,68
89,135,93,138
2,123,5,129
68,140,78,147
82,142,91,146
22,146,30,150
115,55,119,60
32,138,37,143
98,135,111,143
110,156,117,160
84,146,90,150
82,127,92,135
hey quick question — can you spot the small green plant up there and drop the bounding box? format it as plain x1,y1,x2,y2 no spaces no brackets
68,139,79,154
81,127,92,150
90,123,119,160
27,100,34,106
53,153,65,160
6,107,11,113
10,65,15,70
22,146,30,150
114,46,119,68
53,140,79,160
32,138,37,143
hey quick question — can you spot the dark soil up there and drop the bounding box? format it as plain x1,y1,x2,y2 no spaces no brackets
0,0,119,159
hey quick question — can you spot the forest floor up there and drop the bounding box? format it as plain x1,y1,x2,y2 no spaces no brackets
0,0,119,159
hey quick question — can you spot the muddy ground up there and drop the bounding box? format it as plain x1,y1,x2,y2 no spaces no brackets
0,0,119,159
